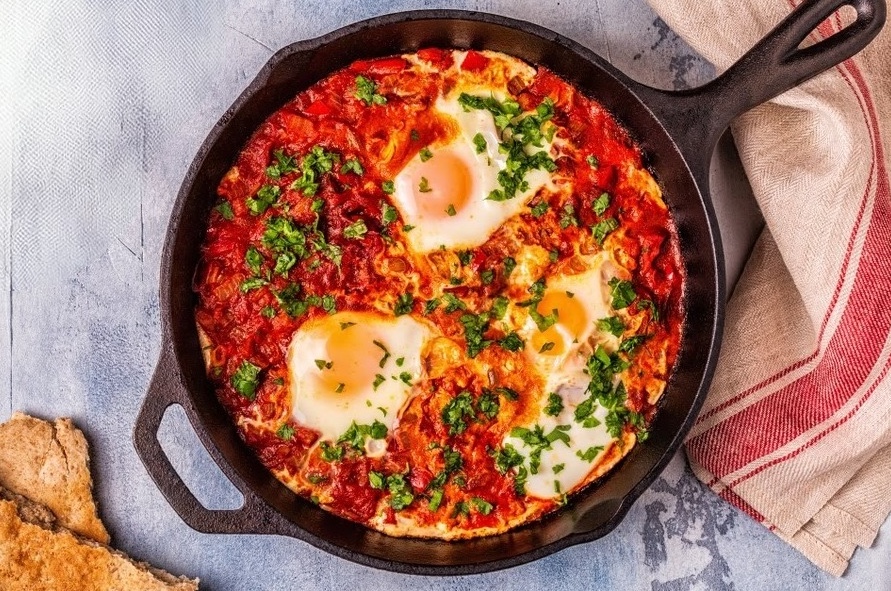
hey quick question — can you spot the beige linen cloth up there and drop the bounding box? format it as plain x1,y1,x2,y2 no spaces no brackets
645,0,891,576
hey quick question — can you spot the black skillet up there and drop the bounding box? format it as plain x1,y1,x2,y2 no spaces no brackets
133,0,885,575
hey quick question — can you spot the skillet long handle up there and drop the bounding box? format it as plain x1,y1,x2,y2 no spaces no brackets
636,0,885,184
132,342,277,535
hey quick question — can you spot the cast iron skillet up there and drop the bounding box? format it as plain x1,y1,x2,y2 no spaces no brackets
134,0,885,575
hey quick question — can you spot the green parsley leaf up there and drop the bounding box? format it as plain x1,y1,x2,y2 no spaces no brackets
372,374,386,390
260,305,276,318
597,316,625,337
402,224,415,232
559,203,578,229
320,442,344,462
290,145,341,196
495,386,519,401
231,360,261,400
530,201,549,217
247,185,280,216
619,334,650,353
494,444,524,474
498,332,525,352
459,313,493,358
638,298,660,322
373,339,391,368
592,192,610,216
480,269,494,285
354,75,387,106
608,277,637,309
277,424,295,440
266,149,298,179
539,341,556,354
394,293,414,316
446,204,457,216
587,154,599,169
593,217,619,245
473,132,487,154
419,177,432,193
477,391,500,419
441,391,475,435
544,392,563,416
386,473,414,510
490,296,508,320
344,219,368,239
341,158,364,175
274,251,297,275
239,277,267,293
215,201,234,220
442,293,467,313
424,297,441,315
245,246,264,275
419,147,433,162
368,471,386,489
381,201,398,225
503,256,517,277
471,497,494,515
428,488,444,511
410,129,420,141
382,180,395,194
314,359,332,370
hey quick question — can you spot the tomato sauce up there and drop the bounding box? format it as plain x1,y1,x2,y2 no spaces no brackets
194,50,684,537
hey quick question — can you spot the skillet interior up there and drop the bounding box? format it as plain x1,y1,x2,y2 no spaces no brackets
161,11,721,572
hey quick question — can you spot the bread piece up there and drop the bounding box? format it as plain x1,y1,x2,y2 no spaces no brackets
0,411,109,543
0,486,199,591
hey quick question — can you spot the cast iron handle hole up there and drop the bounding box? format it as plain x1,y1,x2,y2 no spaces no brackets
798,3,859,48
157,404,244,511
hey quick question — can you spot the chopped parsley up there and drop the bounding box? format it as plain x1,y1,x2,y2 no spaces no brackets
592,192,610,216
343,219,368,239
381,201,398,225
373,340,391,368
559,203,578,229
423,297,441,315
442,293,467,313
266,149,298,179
471,497,494,515
246,184,280,216
446,203,457,216
276,424,295,440
530,201,549,217
337,420,388,450
497,332,525,352
231,361,261,400
608,277,637,309
239,277,267,293
314,359,333,370
418,177,432,193
441,391,475,435
544,392,564,416
458,313,492,358
472,132,487,154
289,145,340,196
597,316,625,337
320,442,344,462
503,256,517,277
340,158,364,175
587,154,599,169
577,446,604,462
419,147,433,162
619,334,650,353
593,217,619,244
382,180,395,194
490,296,508,320
215,201,234,220
638,298,660,322
394,293,414,316
245,246,264,275
354,75,387,106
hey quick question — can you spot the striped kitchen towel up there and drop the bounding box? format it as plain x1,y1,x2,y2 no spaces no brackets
646,0,891,576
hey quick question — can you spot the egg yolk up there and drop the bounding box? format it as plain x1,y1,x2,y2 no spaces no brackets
412,149,473,218
315,323,385,397
531,291,588,356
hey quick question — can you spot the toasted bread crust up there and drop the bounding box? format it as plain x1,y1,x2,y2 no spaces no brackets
0,412,109,543
0,486,198,591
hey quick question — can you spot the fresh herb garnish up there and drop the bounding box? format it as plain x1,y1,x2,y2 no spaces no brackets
354,75,387,106
394,293,414,316
593,217,619,245
231,361,261,400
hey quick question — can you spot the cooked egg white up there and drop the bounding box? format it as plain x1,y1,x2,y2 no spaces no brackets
287,311,430,456
392,94,555,253
502,386,616,499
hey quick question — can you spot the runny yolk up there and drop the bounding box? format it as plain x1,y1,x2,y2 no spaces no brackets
317,324,384,397
531,291,588,356
413,149,473,218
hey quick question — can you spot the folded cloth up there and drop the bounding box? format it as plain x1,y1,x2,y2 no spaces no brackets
645,0,891,576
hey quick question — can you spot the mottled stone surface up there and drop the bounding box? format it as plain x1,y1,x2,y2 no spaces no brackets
1,0,888,589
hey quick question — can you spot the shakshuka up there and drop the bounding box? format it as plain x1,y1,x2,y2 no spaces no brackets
194,49,684,538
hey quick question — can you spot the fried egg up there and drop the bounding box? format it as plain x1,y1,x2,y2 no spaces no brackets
287,311,430,456
392,94,555,253
520,252,619,391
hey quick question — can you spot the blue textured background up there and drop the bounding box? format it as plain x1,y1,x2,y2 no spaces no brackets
1,0,888,588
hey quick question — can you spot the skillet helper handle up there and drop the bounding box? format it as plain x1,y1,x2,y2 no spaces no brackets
641,0,885,170
133,343,270,534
